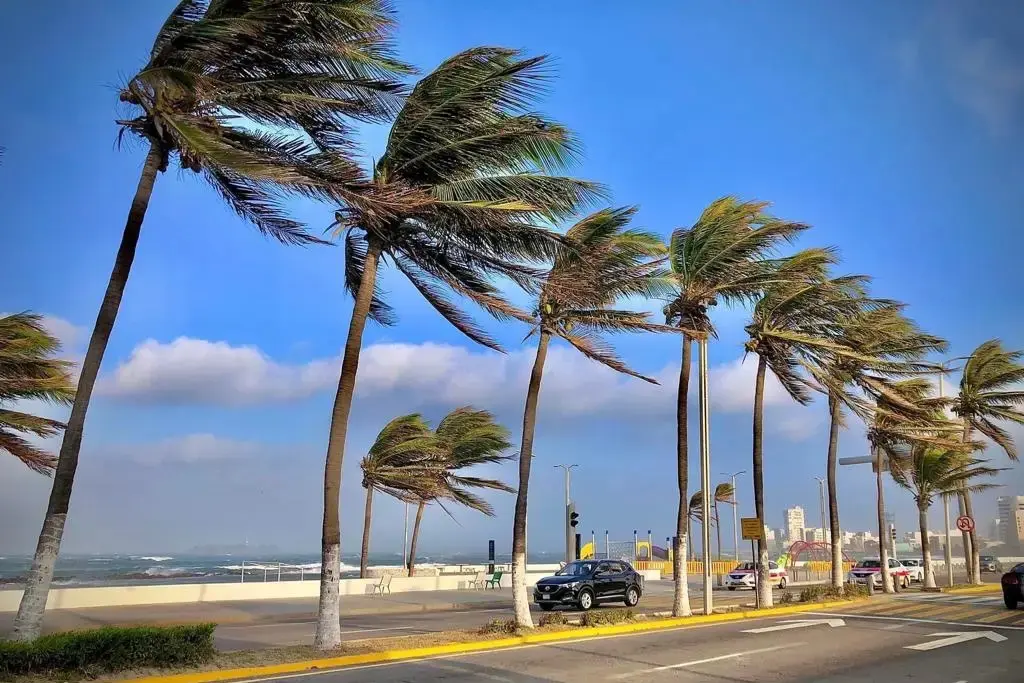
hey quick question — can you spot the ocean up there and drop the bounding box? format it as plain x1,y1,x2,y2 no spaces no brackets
0,551,560,588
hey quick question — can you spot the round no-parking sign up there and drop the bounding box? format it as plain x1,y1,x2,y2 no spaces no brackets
956,515,975,532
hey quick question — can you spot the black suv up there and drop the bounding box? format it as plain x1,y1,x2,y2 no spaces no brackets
533,560,643,611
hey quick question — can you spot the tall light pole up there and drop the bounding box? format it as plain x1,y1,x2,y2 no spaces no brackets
721,470,745,562
555,464,578,564
937,365,958,587
814,477,827,541
697,339,713,616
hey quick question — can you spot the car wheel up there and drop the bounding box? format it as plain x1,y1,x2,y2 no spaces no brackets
727,586,736,591
778,577,787,589
577,589,594,611
1005,595,1019,610
625,586,640,607
539,603,554,611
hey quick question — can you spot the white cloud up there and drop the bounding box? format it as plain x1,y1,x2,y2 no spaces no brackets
96,336,802,421
40,315,86,352
103,433,275,465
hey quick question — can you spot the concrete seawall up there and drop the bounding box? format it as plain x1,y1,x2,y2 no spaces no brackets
0,568,663,612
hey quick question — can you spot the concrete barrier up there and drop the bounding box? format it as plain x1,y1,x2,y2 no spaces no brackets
0,570,558,613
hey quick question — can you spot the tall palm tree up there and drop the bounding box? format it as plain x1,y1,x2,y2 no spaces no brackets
687,491,704,562
317,47,601,648
510,207,666,628
744,260,871,606
0,314,75,475
806,306,947,587
359,414,445,578
712,482,735,561
12,0,408,642
889,443,1001,589
950,340,1024,584
663,197,808,616
406,407,514,576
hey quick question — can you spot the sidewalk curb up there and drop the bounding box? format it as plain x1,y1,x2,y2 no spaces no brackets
126,599,863,683
943,584,1002,595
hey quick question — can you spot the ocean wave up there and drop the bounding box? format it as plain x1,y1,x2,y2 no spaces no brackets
138,556,173,562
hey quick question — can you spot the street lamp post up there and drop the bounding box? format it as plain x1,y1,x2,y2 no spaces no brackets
938,367,957,587
721,470,746,562
814,477,827,541
555,464,578,564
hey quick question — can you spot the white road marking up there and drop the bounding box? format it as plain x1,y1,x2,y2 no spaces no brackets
611,644,800,679
742,618,845,634
880,623,907,631
807,611,1024,631
339,626,415,635
905,631,1007,651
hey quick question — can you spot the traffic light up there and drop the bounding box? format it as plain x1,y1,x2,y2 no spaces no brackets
890,524,896,540
570,510,579,528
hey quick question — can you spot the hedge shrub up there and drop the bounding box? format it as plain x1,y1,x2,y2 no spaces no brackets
0,623,215,678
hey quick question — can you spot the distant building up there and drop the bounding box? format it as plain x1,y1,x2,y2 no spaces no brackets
802,527,832,543
784,506,805,544
989,518,1002,542
997,496,1024,551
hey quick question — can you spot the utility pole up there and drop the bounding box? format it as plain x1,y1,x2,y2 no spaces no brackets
814,477,827,541
721,470,746,562
697,339,713,616
555,464,578,564
938,370,954,587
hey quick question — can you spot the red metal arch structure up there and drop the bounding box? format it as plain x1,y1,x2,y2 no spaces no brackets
785,540,853,565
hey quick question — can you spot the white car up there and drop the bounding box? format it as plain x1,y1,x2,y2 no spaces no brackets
900,559,925,583
848,558,911,589
725,561,787,590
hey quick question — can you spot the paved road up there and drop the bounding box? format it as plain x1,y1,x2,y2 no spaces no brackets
232,600,1024,682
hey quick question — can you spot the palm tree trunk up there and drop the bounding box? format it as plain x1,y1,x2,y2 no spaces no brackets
752,355,772,608
826,393,844,589
920,502,936,589
12,143,163,641
512,331,550,628
672,336,692,617
359,486,373,579
875,446,894,593
961,423,981,585
408,501,425,577
314,237,383,651
714,502,722,561
686,516,693,561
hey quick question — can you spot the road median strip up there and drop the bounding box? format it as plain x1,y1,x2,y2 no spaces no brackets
125,599,863,683
943,584,1002,595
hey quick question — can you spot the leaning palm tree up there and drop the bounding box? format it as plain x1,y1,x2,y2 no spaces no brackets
663,197,809,616
889,443,1000,589
0,314,75,475
13,0,408,642
406,407,514,576
510,207,667,628
687,491,704,562
712,482,735,561
806,306,947,587
744,259,871,606
949,340,1024,584
317,48,601,648
359,414,445,578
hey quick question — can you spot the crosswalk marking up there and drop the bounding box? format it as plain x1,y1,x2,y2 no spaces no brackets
975,610,1020,624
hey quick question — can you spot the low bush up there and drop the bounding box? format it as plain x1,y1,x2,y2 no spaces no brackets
478,618,519,635
580,609,634,627
778,591,794,604
0,624,215,678
538,611,567,627
797,583,867,603
798,585,828,603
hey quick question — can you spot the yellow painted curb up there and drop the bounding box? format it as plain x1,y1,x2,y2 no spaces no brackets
944,584,1002,595
127,599,862,683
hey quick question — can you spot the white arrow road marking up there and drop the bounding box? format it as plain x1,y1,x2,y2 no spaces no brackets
905,631,1008,651
742,618,846,633
612,644,800,679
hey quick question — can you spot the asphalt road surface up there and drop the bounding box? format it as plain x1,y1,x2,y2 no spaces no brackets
227,596,1024,682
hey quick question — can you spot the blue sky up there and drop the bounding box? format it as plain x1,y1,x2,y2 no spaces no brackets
1,1,1022,557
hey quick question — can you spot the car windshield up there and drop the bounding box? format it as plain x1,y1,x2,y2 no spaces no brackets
981,556,995,562
901,560,918,566
555,561,597,577
857,560,881,568
733,562,756,571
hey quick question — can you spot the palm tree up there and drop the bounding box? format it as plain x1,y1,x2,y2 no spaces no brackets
317,47,601,648
663,197,809,616
358,414,445,578
712,482,735,561
806,306,947,587
889,443,1001,589
950,340,1024,584
744,260,871,606
687,491,704,562
510,207,666,628
12,0,408,642
406,407,514,576
0,314,75,475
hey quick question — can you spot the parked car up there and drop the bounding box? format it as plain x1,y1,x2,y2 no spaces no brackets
900,559,925,583
847,558,911,588
724,561,787,590
1001,563,1024,609
533,560,643,611
981,555,1002,573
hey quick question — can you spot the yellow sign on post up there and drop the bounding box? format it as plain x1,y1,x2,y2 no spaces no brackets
740,517,763,540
